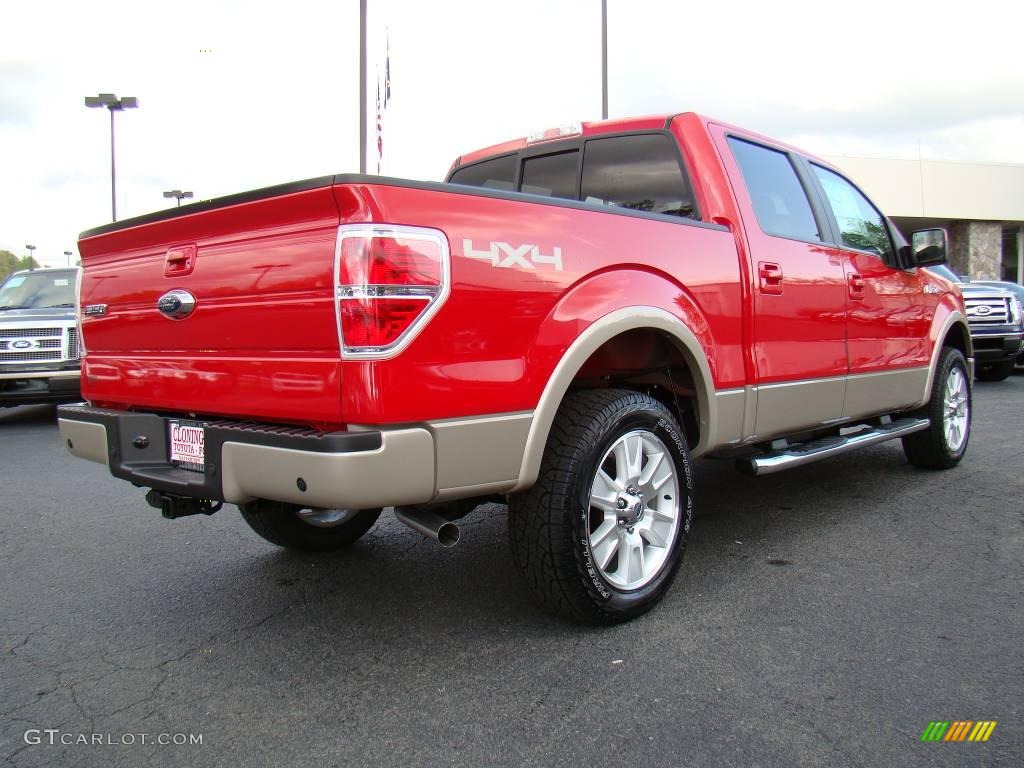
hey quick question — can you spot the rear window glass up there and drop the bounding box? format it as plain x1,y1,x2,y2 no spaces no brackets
728,137,822,242
581,134,697,219
520,151,579,199
448,154,516,190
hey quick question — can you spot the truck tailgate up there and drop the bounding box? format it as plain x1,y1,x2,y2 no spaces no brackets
78,182,343,424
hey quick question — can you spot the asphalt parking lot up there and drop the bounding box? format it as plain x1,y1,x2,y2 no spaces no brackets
2,376,1021,767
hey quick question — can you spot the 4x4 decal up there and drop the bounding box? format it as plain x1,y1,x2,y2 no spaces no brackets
462,239,564,272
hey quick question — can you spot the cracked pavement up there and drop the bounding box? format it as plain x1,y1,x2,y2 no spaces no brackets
1,377,1022,767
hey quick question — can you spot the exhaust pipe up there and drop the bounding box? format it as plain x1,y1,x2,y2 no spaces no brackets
394,506,460,547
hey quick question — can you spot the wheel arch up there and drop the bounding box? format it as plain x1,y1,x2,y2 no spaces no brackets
511,306,718,493
919,310,971,406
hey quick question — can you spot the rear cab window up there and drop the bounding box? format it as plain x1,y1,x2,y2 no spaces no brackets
447,131,700,221
521,151,579,199
582,134,696,218
448,154,516,191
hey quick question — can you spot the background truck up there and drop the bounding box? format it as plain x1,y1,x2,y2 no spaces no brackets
0,267,82,407
59,113,973,623
928,265,1023,381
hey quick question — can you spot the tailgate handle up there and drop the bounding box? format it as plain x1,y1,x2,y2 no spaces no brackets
164,244,197,277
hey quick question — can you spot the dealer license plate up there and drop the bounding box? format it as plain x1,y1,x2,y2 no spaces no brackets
168,419,205,472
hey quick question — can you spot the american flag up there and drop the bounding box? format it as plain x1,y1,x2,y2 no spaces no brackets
376,79,383,174
376,29,390,174
385,30,391,108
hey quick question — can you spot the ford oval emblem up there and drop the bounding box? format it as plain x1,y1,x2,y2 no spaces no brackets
971,305,992,316
10,338,38,350
157,289,196,319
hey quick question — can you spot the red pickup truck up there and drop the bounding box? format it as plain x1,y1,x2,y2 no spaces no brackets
59,113,972,623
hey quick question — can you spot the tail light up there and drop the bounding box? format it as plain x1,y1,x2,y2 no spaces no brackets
335,224,450,358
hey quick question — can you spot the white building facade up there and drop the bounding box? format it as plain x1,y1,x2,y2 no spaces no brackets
823,155,1024,284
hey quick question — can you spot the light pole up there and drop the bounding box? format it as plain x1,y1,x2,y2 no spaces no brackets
601,0,608,120
359,0,367,174
163,190,194,207
84,93,138,222
63,251,74,267
25,244,36,266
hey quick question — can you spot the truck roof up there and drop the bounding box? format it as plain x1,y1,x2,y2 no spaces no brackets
453,111,838,174
454,114,674,167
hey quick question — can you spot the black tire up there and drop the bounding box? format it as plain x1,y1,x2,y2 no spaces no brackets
975,360,1014,382
508,389,694,624
902,347,971,469
239,500,381,551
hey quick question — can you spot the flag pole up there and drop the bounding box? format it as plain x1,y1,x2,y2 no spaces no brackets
359,0,367,173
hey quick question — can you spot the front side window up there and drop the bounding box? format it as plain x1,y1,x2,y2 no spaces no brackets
811,165,893,259
448,154,516,190
728,137,822,242
520,151,579,200
581,134,697,219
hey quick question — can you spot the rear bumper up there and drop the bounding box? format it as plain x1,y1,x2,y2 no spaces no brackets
57,404,435,509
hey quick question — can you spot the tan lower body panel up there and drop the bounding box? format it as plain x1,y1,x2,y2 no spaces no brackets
220,428,435,508
427,412,533,500
58,419,110,466
753,376,846,439
225,412,534,508
843,367,929,420
703,388,747,451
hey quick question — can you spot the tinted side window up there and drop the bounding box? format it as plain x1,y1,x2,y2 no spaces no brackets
811,165,893,259
581,134,697,219
728,137,822,242
449,154,516,190
520,151,578,199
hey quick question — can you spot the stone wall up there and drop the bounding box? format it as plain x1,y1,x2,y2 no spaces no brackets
948,221,1002,280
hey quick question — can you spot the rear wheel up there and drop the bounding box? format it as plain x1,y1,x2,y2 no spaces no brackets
239,501,381,551
902,347,971,469
975,360,1014,382
508,389,693,624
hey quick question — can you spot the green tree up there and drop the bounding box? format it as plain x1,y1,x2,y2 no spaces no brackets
0,250,40,283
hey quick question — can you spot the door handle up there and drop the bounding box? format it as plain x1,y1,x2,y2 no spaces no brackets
848,273,865,299
758,261,783,295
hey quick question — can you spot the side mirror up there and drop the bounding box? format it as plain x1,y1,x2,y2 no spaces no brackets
910,228,948,267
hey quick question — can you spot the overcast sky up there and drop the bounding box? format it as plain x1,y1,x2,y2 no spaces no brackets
3,0,1022,267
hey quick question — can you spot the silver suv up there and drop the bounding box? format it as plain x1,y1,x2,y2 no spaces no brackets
0,267,82,407
929,265,1024,382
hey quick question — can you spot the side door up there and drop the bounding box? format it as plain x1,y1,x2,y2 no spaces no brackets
716,131,849,439
803,162,934,418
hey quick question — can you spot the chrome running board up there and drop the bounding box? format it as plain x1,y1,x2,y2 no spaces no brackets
736,417,930,476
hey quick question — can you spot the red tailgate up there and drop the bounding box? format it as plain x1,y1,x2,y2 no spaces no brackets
78,183,343,425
